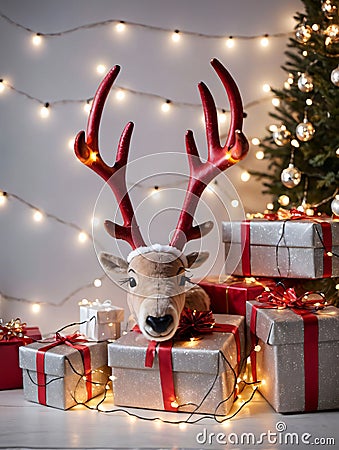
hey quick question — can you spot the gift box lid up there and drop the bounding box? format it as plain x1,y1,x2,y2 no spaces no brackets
19,340,107,377
80,301,124,324
246,300,339,346
222,219,339,248
108,314,244,374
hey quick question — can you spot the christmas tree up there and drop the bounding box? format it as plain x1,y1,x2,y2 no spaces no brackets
252,0,339,305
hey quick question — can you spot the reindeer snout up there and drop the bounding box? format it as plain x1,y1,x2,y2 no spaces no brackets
146,315,173,333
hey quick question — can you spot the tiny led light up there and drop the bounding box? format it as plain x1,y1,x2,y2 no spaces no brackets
68,138,75,150
336,148,339,156
218,110,227,123
231,199,239,208
272,97,280,107
256,150,265,160
179,423,187,430
226,37,234,48
302,50,308,57
251,137,260,146
291,139,300,148
262,83,271,93
161,100,171,112
0,192,7,206
33,210,43,222
115,89,125,101
40,103,50,118
241,171,251,182
32,303,41,313
32,33,42,46
306,98,313,106
266,202,274,210
171,30,180,42
312,24,320,31
78,231,88,243
284,81,291,90
171,400,179,408
260,35,269,47
115,21,126,32
84,101,92,113
0,80,5,93
96,64,106,75
254,344,261,352
278,195,290,206
93,278,102,288
335,284,339,290
269,124,278,132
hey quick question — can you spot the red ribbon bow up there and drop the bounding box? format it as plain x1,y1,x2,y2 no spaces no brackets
0,318,29,341
257,286,326,312
175,308,215,338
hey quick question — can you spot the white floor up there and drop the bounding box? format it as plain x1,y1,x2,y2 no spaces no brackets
0,387,338,450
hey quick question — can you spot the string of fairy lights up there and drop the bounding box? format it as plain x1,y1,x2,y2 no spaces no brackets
0,10,298,313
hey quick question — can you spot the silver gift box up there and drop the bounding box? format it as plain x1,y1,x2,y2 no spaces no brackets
246,301,339,413
222,219,339,278
108,314,245,415
19,340,109,410
79,301,124,341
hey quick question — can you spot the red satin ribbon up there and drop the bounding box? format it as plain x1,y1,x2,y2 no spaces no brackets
241,213,334,277
249,288,323,411
36,332,92,405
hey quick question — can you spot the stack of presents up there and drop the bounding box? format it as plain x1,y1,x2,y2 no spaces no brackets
1,216,338,415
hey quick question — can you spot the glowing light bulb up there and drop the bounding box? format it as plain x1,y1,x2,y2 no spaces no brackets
179,423,187,430
260,35,269,47
0,80,5,93
115,21,126,33
218,109,227,123
266,202,274,210
84,101,92,113
152,186,160,199
291,139,300,148
171,30,180,42
96,64,106,75
32,33,42,46
269,124,278,132
335,284,339,290
278,195,290,206
254,344,261,352
241,171,250,182
231,199,239,208
262,83,271,93
78,231,88,243
272,97,280,107
226,37,234,48
302,50,308,57
251,137,260,146
256,150,265,160
32,303,41,313
161,100,171,112
284,81,291,90
40,103,50,119
33,210,43,222
68,138,75,150
287,75,294,84
0,192,7,206
115,89,125,101
336,148,339,156
312,24,319,31
306,98,313,106
93,278,102,288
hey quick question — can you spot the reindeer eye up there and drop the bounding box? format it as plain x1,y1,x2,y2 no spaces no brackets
129,277,137,288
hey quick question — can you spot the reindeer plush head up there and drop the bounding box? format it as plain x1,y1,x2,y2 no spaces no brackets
75,59,248,341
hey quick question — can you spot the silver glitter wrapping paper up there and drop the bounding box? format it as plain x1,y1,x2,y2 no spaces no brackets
222,219,339,278
19,341,110,409
246,301,339,413
80,304,124,341
108,314,245,415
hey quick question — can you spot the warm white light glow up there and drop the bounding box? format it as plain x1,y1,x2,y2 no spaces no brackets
32,303,41,313
260,35,269,47
335,284,339,290
218,110,227,123
241,171,251,182
306,208,314,216
336,148,339,156
291,139,300,148
68,138,75,150
302,50,308,57
306,98,313,106
226,37,234,48
269,124,278,133
278,195,290,206
115,22,126,33
129,416,137,423
78,231,88,243
115,89,125,101
312,24,319,31
0,80,5,93
96,64,106,75
284,81,291,90
287,76,294,84
254,344,261,352
32,34,42,46
179,423,187,430
171,30,181,42
161,100,171,112
231,199,239,208
272,97,280,107
266,202,274,210
93,278,102,288
151,187,161,199
256,150,265,160
84,101,92,113
33,210,43,222
262,83,271,93
251,137,260,146
40,104,50,119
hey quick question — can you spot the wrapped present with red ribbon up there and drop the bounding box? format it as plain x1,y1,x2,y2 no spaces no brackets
246,287,339,413
197,275,276,315
0,319,41,390
222,215,339,279
19,333,109,409
108,311,245,415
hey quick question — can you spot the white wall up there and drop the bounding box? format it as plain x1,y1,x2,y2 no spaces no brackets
0,0,301,334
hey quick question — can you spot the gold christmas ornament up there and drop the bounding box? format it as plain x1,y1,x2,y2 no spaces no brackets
297,73,314,92
325,24,339,44
295,24,312,43
272,126,291,146
331,65,339,86
296,116,315,142
322,0,338,19
281,164,302,188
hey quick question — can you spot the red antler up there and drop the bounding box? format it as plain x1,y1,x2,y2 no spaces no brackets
170,58,249,250
74,65,145,249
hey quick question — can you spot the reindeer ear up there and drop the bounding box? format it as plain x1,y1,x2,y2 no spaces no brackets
99,252,128,273
186,251,209,268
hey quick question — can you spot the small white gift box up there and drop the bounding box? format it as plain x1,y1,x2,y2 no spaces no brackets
79,300,124,341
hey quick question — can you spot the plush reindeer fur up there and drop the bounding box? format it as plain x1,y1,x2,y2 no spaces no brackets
100,249,211,342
